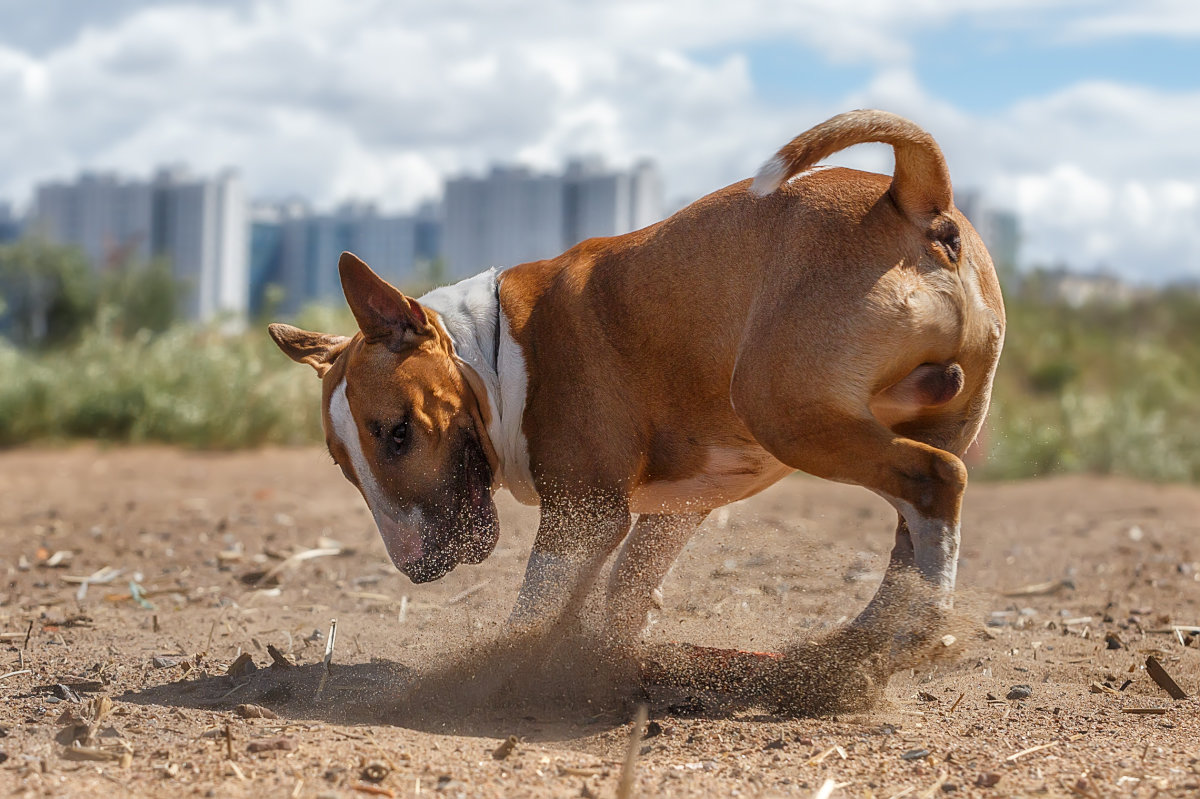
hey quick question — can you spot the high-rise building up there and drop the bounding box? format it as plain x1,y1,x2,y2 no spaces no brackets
958,191,1019,281
444,158,663,278
250,201,438,315
33,173,153,267
30,167,249,322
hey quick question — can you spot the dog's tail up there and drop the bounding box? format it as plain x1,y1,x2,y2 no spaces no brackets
749,109,953,224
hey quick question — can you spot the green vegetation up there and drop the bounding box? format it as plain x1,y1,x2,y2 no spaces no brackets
978,287,1200,482
2,240,1198,482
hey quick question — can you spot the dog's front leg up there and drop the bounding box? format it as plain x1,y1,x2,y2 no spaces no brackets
508,495,632,630
604,511,707,647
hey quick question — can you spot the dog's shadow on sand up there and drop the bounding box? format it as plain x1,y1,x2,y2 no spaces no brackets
117,644,733,741
118,616,939,740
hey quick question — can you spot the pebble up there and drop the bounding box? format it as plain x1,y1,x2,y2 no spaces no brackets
1006,685,1033,700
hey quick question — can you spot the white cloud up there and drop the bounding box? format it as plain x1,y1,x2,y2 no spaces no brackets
2,0,1199,281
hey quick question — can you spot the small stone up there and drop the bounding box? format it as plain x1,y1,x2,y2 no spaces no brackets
1006,685,1032,701
235,704,278,720
901,748,931,761
976,773,1001,788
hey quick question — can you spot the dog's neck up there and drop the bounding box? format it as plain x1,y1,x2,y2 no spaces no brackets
420,270,538,505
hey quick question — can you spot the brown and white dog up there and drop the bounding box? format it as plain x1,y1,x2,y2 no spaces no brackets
269,109,1005,649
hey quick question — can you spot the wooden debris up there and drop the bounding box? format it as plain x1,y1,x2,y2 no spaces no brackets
250,547,342,589
810,745,848,765
1090,681,1119,695
1122,707,1168,715
445,580,491,606
235,703,279,720
616,705,648,799
315,618,338,698
266,644,295,669
226,652,257,678
1005,741,1058,761
61,742,131,763
1145,656,1188,699
247,736,297,753
492,735,519,760
949,692,965,713
1002,579,1073,598
352,784,396,798
813,779,837,799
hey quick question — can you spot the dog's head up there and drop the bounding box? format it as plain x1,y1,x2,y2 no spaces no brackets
268,252,500,583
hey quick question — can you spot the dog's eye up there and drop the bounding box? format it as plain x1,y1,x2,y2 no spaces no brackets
388,420,409,454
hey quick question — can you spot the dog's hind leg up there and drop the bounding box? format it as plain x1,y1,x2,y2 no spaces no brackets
604,511,707,647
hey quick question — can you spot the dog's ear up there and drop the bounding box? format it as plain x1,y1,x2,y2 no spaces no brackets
267,323,350,377
338,251,434,352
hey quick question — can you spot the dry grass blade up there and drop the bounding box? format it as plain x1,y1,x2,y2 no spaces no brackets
616,705,648,799
1005,742,1059,761
252,547,342,588
813,779,838,799
315,618,338,699
1002,579,1072,598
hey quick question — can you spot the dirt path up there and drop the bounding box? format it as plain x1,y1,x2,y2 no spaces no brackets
2,447,1199,797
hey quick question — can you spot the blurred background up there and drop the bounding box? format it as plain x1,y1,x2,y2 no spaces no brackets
0,0,1196,480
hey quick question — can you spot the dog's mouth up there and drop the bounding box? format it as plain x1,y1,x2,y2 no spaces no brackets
397,428,499,584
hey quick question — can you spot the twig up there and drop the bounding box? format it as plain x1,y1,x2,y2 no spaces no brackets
1145,656,1189,700
949,692,965,713
315,618,337,699
445,581,490,606
1002,579,1071,598
253,547,342,589
813,779,837,799
1005,741,1059,761
0,669,32,681
23,619,33,649
616,705,648,799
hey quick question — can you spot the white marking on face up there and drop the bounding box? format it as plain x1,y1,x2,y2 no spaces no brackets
329,379,426,568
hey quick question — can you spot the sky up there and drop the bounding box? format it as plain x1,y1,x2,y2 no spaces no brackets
1,0,1198,282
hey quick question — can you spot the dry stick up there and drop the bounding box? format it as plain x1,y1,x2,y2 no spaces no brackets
813,779,838,799
315,618,338,699
1005,741,1059,762
23,619,33,649
616,705,649,799
1145,656,1189,700
948,692,965,713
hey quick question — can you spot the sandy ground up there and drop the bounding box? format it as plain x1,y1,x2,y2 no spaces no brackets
2,446,1199,798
